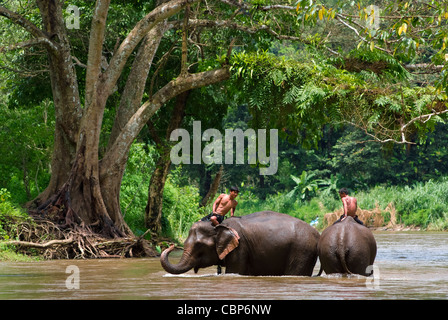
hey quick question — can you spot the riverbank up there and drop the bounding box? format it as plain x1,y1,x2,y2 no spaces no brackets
2,177,448,262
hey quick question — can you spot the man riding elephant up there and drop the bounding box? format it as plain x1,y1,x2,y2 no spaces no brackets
201,186,239,226
161,211,320,276
333,188,364,225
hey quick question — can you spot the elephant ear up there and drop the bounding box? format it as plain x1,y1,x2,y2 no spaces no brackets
216,225,240,260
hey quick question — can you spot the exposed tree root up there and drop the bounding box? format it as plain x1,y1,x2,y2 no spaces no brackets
3,217,157,259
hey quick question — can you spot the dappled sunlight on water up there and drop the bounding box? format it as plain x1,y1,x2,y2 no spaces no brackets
0,232,447,299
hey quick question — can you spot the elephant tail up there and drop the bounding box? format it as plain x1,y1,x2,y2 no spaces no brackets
337,247,353,275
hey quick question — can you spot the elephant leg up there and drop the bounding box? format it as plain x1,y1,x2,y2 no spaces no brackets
286,254,317,276
224,254,248,275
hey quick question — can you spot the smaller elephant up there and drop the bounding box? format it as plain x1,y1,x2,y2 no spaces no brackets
161,211,320,276
317,216,377,276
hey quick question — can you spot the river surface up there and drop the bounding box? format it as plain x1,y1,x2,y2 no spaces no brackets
0,232,447,299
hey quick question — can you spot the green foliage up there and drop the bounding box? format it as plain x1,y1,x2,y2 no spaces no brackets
121,143,204,242
356,177,448,229
120,142,156,235
0,100,54,203
0,188,37,261
162,175,203,242
286,171,322,201
230,47,437,149
295,0,448,92
237,190,322,224
238,177,448,230
1,0,448,247
0,188,32,240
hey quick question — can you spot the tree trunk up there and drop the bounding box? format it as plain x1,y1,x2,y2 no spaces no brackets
34,0,125,238
99,22,168,236
30,0,82,206
145,91,190,233
200,165,224,207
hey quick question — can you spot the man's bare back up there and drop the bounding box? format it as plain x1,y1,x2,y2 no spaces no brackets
335,187,363,225
342,195,357,217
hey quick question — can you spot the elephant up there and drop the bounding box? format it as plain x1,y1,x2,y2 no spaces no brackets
161,211,320,276
316,216,377,276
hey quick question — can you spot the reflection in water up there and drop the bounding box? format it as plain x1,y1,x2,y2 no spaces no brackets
0,232,447,299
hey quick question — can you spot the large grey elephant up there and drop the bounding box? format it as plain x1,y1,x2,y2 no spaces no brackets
161,211,320,276
317,216,377,276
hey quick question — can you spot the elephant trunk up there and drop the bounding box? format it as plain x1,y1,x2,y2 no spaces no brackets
160,244,194,274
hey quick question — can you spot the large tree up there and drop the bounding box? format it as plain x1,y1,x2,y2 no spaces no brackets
0,0,304,243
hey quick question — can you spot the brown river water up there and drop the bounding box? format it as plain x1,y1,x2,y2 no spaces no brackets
0,232,447,300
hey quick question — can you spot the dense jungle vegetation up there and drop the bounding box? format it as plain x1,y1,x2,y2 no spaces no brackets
1,0,448,259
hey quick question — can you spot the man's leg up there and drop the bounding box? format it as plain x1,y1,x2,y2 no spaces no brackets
201,212,213,222
210,215,219,226
354,215,364,225
333,214,344,225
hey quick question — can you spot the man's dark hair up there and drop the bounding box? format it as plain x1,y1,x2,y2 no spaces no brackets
230,186,239,193
339,188,349,195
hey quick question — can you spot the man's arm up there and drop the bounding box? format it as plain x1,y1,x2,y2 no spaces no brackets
230,201,238,217
212,194,223,212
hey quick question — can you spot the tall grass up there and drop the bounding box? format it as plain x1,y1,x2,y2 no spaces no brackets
356,177,448,230
237,177,448,230
237,190,325,224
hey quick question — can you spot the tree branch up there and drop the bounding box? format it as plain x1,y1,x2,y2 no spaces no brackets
0,5,47,38
404,63,444,73
346,108,448,145
169,19,306,42
85,0,111,107
0,5,57,52
102,0,199,96
100,67,230,178
181,5,190,75
0,37,57,53
335,15,391,54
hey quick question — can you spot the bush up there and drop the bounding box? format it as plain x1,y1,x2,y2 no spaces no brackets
238,177,448,230
121,143,156,236
162,180,203,242
0,188,31,240
237,191,324,224
355,178,448,229
0,188,37,261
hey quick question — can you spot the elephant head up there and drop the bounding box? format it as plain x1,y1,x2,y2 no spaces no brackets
160,221,240,274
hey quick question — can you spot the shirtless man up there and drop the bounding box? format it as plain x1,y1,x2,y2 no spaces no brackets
201,186,239,226
334,188,364,225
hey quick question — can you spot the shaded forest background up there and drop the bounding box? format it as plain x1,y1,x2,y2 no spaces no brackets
1,0,448,257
